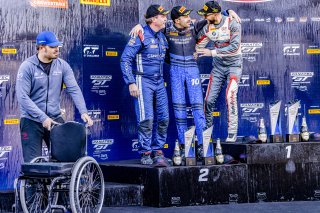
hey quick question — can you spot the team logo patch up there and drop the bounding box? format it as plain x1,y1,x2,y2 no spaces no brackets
158,6,164,12
179,6,186,13
203,5,208,11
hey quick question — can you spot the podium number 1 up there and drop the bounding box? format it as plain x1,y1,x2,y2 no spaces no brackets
285,145,292,159
199,168,209,182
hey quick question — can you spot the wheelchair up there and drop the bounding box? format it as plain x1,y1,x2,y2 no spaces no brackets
14,121,105,213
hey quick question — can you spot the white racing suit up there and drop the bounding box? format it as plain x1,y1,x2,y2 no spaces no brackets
196,16,242,136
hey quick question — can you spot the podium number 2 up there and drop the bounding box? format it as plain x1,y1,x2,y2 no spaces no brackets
199,168,209,182
285,145,292,159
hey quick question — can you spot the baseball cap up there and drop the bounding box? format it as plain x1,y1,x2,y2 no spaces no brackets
171,6,192,21
145,5,169,19
197,1,221,16
36,31,62,47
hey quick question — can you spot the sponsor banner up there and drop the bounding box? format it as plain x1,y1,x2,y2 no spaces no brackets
241,42,263,62
257,79,270,85
90,75,112,96
1,48,17,54
283,44,301,56
4,119,19,125
0,146,12,160
0,75,10,85
80,0,110,6
240,103,264,123
309,109,320,114
290,72,314,91
83,44,100,57
29,0,68,8
239,75,250,87
107,114,119,120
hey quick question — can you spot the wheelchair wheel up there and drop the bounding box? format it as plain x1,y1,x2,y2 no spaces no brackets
19,157,58,213
70,157,104,213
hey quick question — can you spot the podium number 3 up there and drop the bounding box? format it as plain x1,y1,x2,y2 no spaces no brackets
199,168,209,182
285,145,292,159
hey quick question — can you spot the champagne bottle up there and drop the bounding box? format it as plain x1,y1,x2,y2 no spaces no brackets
300,116,309,142
215,138,224,164
258,118,267,143
172,140,182,166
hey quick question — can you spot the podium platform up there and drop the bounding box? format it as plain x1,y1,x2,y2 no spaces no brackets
221,142,320,202
100,160,248,207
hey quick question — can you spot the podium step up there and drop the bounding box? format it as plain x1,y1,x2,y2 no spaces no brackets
104,182,143,207
0,191,14,212
100,160,248,207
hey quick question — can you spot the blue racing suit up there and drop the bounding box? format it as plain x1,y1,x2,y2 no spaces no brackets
120,25,169,155
164,20,208,145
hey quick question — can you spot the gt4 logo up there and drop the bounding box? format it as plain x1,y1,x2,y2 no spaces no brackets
92,80,108,86
93,144,110,150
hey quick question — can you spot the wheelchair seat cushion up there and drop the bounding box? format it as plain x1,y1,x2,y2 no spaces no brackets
21,162,74,177
50,121,86,162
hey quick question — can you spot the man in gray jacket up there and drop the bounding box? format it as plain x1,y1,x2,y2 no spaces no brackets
16,31,93,162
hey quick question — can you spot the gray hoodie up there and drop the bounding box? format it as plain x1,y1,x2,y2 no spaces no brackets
16,55,88,123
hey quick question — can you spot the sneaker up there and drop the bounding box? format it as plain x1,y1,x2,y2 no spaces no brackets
153,155,171,167
226,133,237,142
197,144,203,161
140,151,153,165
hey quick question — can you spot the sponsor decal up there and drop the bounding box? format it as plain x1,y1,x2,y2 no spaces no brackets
240,103,264,123
286,17,295,22
212,112,220,117
0,146,12,160
283,44,301,56
132,139,139,152
275,17,283,23
105,51,118,56
200,74,210,94
4,119,19,125
307,49,320,54
1,48,17,54
257,79,270,85
164,144,169,149
309,109,320,114
29,0,68,8
169,32,178,36
311,17,320,22
88,110,102,122
290,72,314,92
239,75,250,87
80,0,110,6
107,114,119,120
223,0,273,2
0,75,10,85
90,75,112,96
241,43,263,62
254,18,265,22
83,44,100,57
299,17,308,23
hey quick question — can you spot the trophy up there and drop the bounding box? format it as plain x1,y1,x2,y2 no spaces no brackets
172,140,182,166
258,118,267,143
202,126,215,165
300,116,310,142
286,100,300,142
269,101,283,142
215,138,224,164
184,126,196,166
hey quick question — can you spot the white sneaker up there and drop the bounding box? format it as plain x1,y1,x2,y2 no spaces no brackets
226,133,237,142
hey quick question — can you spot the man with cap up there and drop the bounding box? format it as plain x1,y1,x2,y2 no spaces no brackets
196,1,242,142
129,6,240,160
120,5,170,165
16,31,93,162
